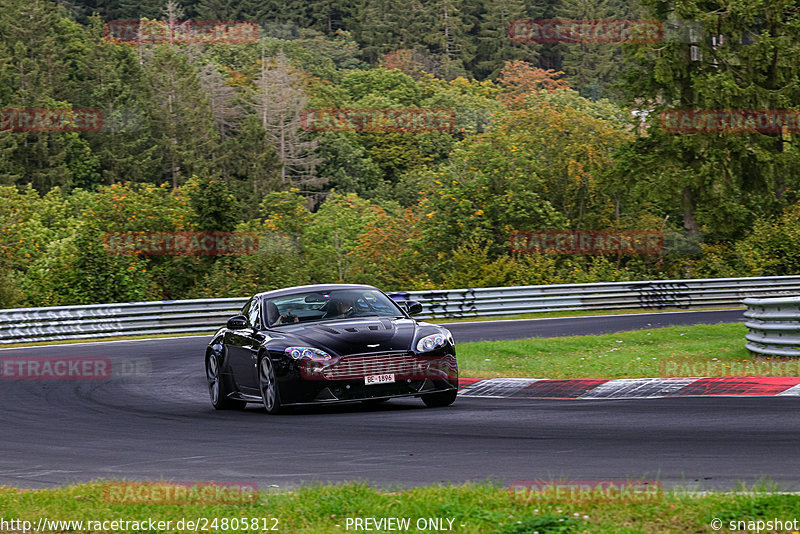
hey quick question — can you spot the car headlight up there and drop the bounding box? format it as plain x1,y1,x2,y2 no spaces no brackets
416,333,449,352
285,347,332,361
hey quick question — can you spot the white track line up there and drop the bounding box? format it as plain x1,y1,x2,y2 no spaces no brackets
579,377,700,399
777,383,800,396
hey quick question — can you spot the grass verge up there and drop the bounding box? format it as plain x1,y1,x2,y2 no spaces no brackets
1,481,798,534
456,322,800,379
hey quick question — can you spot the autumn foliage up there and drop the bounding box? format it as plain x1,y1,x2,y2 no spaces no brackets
496,61,571,109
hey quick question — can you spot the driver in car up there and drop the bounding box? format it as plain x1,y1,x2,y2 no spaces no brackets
325,295,356,318
267,300,298,325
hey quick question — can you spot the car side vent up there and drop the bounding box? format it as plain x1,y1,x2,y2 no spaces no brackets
368,325,379,330
345,327,358,332
317,326,340,334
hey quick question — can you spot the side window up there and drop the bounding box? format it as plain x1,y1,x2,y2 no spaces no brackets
247,299,261,329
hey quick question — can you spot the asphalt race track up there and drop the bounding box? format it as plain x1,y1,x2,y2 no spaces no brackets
445,309,745,342
2,309,799,491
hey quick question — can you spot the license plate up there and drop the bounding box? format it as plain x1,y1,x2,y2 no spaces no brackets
365,373,395,385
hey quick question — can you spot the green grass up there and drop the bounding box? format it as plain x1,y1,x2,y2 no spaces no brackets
1,481,798,533
457,322,800,379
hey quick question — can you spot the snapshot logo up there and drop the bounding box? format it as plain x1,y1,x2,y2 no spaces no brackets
0,356,111,380
509,19,663,43
103,481,258,505
509,230,663,255
104,20,259,45
0,108,102,133
300,108,456,133
660,109,800,134
102,232,259,256
510,480,663,503
661,359,800,378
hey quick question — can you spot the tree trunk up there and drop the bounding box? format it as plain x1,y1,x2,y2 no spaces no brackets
682,186,699,234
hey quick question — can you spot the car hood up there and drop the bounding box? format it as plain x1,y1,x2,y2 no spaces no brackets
274,317,420,355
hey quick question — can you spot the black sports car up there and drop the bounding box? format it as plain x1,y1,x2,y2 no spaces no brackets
205,284,458,414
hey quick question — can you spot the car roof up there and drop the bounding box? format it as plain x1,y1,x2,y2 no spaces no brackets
254,284,379,300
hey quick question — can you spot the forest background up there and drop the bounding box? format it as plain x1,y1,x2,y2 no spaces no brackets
1,0,799,306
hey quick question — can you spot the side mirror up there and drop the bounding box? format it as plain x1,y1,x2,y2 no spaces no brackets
406,300,423,315
226,315,248,330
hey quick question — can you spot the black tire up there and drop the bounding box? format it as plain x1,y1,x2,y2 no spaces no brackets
206,351,246,410
258,355,283,415
421,389,458,408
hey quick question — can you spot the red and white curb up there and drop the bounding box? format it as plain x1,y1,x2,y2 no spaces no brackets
457,377,800,399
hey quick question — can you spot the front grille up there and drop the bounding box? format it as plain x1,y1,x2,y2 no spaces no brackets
322,352,428,380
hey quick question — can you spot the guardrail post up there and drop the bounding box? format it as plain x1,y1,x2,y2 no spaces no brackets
743,296,800,357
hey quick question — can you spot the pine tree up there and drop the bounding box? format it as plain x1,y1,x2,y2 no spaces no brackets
556,0,626,100
80,16,160,185
194,57,244,141
223,116,282,218
423,0,476,79
353,0,412,64
0,0,103,191
527,0,566,71
250,52,322,189
307,0,358,34
620,0,800,239
190,0,274,24
143,46,219,187
101,0,165,22
472,0,537,79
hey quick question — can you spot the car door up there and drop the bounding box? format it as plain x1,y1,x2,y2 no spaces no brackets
226,298,262,393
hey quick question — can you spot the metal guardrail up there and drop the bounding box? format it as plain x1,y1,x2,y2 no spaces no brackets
0,298,249,345
744,296,800,357
390,275,800,318
1,275,799,344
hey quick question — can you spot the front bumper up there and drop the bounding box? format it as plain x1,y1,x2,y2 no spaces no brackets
273,350,458,405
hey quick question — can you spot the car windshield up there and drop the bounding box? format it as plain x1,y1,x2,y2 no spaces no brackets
264,289,404,327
